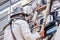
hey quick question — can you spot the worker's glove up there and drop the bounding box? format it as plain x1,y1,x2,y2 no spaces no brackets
39,30,45,38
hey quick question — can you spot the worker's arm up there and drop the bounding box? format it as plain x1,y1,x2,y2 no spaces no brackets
17,20,40,40
40,0,51,37
42,0,51,30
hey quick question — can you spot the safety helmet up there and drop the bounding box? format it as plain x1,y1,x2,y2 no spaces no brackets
10,7,27,18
